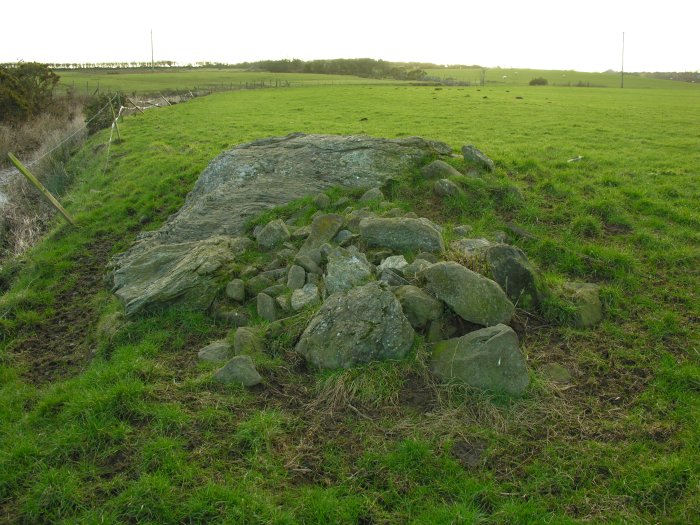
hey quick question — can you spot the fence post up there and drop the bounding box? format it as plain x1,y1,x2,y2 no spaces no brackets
7,153,76,226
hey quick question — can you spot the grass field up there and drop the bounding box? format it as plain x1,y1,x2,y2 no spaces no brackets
1,80,699,523
57,68,389,95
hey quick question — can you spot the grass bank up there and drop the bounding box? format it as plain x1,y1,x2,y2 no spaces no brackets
0,82,698,523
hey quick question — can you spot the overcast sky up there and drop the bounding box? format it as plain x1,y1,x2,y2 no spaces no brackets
2,1,698,72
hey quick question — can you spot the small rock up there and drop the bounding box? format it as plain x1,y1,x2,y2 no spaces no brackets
431,324,529,395
233,327,264,355
366,249,394,265
491,230,508,243
246,274,274,296
257,293,277,322
240,265,259,279
294,255,322,275
313,193,331,209
299,214,344,254
198,340,232,362
287,265,306,290
560,282,603,328
402,258,433,280
451,238,492,257
393,285,443,329
462,144,495,171
539,363,572,384
404,211,418,219
324,246,374,296
434,178,462,198
345,209,375,233
212,309,249,327
359,188,385,202
276,295,291,312
261,284,287,298
378,255,408,272
291,283,321,311
453,225,474,238
291,225,311,241
256,219,291,250
421,159,463,179
333,229,354,247
214,355,262,386
334,197,351,208
383,207,404,218
415,252,439,264
306,272,321,286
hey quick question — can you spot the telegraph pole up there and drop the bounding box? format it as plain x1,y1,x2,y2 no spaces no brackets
151,30,154,70
621,32,625,89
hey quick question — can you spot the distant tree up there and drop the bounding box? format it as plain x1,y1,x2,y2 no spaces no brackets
0,62,60,123
529,77,548,86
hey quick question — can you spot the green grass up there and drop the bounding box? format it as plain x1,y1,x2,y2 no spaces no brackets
1,81,699,523
57,67,390,95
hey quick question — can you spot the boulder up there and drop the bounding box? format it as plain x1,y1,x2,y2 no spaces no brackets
324,246,374,296
225,279,246,302
291,283,321,311
214,355,262,386
294,254,322,275
260,284,287,298
378,255,408,272
299,213,345,255
559,282,603,327
255,219,290,249
360,217,445,254
257,293,277,322
111,235,250,317
393,285,443,329
287,265,306,290
110,134,450,313
430,324,529,395
245,274,275,296
296,282,415,369
462,144,495,171
333,229,354,247
434,178,462,198
422,261,514,326
421,159,463,179
313,192,331,209
359,187,385,202
451,238,492,258
233,326,264,355
402,258,433,280
198,340,232,362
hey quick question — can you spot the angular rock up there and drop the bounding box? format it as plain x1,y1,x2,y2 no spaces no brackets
378,255,408,273
291,225,311,241
225,279,246,302
287,265,306,290
256,219,290,249
296,282,415,369
257,293,277,322
451,238,492,257
299,214,344,254
462,144,495,171
393,285,443,329
233,326,264,355
313,192,331,209
346,209,375,233
430,324,529,395
291,283,321,311
422,261,514,326
276,295,291,312
261,284,287,298
294,255,322,275
359,187,385,202
111,236,250,317
324,247,374,296
198,340,232,362
333,229,354,247
434,178,462,198
402,258,433,280
421,159,463,179
379,269,409,286
214,355,262,386
246,274,274,296
560,282,603,327
360,217,445,254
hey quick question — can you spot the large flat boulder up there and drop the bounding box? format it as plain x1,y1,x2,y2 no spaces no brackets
109,134,451,316
296,282,415,369
359,217,445,254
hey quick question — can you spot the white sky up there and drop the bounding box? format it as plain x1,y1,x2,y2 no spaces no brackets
2,1,698,72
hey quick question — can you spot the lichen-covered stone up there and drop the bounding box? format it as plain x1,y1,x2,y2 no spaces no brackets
225,279,246,302
256,219,290,249
291,283,321,311
214,355,262,386
462,144,495,171
198,340,232,362
359,187,385,202
360,217,445,254
233,326,264,355
324,246,374,296
287,265,306,290
560,282,603,327
421,159,463,179
434,178,462,197
299,214,344,254
257,293,277,322
393,285,443,329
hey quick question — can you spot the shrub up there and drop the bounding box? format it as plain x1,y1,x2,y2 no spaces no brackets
529,77,548,86
0,62,59,123
83,92,123,135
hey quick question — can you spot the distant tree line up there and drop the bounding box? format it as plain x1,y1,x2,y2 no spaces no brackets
229,58,431,80
639,71,699,83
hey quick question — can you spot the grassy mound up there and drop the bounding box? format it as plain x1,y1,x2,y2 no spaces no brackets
1,83,698,523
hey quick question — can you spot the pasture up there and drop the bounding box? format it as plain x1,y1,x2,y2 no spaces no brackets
1,80,698,523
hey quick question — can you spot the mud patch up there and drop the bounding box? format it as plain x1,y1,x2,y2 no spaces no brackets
451,438,487,469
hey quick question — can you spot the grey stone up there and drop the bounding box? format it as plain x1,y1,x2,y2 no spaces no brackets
422,261,514,326
287,265,306,290
306,272,321,286
324,247,374,296
379,269,409,286
431,324,529,395
333,197,351,208
492,231,509,244
240,265,259,279
313,193,331,209
296,282,415,369
346,209,375,233
214,355,262,386
225,279,246,302
299,214,344,255
261,284,287,298
359,187,385,202
366,249,394,265
462,144,495,171
451,238,492,258
291,283,321,311
378,255,408,272
404,211,419,219
453,225,474,238
421,159,463,179
291,225,311,241
393,285,443,329
233,327,264,355
198,340,232,362
383,207,404,218
434,178,462,198
333,229,354,247
560,282,603,328
539,363,572,384
110,134,451,312
256,219,290,250
402,258,433,280
416,252,439,263
259,268,288,281
111,236,251,317
257,293,277,322
246,274,275,296
212,309,249,327
360,217,445,254
294,254,322,275
276,295,291,312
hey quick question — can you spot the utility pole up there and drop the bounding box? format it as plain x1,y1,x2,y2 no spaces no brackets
621,32,625,89
151,30,154,71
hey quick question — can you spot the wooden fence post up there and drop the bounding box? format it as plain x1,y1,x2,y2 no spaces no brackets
7,153,76,225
